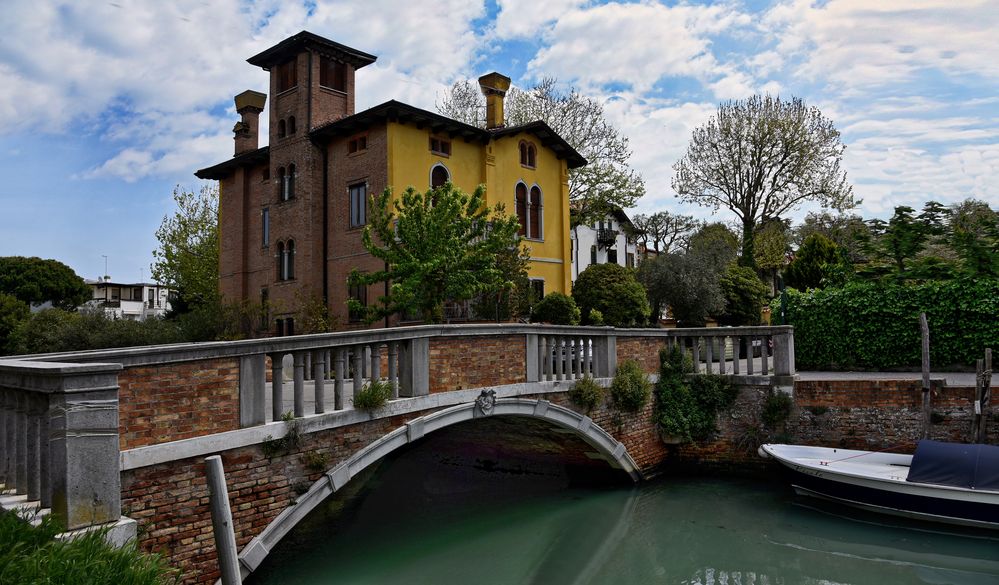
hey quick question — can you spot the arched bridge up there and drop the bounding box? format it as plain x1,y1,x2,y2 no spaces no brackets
0,324,795,583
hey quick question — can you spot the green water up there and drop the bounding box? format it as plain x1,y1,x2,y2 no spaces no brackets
250,453,999,585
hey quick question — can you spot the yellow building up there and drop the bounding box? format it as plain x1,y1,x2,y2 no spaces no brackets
196,32,586,331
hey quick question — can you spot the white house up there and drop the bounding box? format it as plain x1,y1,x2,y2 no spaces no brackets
569,209,639,282
83,278,172,320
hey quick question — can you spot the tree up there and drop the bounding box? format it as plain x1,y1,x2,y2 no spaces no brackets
0,293,29,354
718,264,770,326
753,218,790,293
949,198,999,277
438,77,645,227
795,211,870,263
348,183,522,324
784,233,846,290
473,244,532,322
0,256,90,310
637,252,724,327
530,292,580,325
673,95,856,269
151,185,219,310
688,222,739,272
880,205,927,273
631,211,697,256
571,263,649,327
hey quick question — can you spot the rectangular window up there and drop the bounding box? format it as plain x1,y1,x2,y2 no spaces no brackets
530,279,545,301
348,282,367,323
608,249,618,264
348,134,367,154
286,317,295,336
429,136,451,156
319,56,347,91
349,183,367,227
590,245,597,265
276,58,297,93
261,207,270,248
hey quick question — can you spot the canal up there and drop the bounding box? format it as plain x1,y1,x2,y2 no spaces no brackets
249,419,999,585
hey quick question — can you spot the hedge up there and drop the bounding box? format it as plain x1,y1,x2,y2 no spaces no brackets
778,278,999,370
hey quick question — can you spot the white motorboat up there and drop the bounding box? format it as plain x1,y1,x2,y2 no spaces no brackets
759,441,999,529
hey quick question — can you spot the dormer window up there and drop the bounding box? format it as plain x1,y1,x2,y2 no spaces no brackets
520,141,537,168
430,136,451,157
348,133,367,154
319,56,347,92
276,58,297,93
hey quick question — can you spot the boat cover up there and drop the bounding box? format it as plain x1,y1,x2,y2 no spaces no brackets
906,440,999,490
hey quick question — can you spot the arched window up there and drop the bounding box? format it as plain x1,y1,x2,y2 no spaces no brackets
520,141,537,168
285,240,295,280
519,142,528,165
276,241,285,280
286,164,296,200
515,183,528,237
529,186,542,239
277,167,287,200
288,116,296,134
527,144,536,168
278,119,286,139
430,164,450,189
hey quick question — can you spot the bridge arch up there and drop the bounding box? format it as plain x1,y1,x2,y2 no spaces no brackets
235,397,640,577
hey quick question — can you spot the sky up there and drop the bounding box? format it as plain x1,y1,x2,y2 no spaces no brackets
1,0,997,282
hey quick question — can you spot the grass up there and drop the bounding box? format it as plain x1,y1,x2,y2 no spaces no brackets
0,510,177,584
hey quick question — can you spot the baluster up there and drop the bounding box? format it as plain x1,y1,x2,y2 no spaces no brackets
326,351,333,380
362,346,370,379
719,337,728,375
293,352,306,418
26,394,42,502
38,394,50,508
543,336,553,381
334,349,346,410
536,336,545,382
370,343,381,381
583,337,592,377
271,353,285,421
705,336,714,374
4,391,15,492
553,337,562,381
747,337,755,375
387,342,399,400
313,351,326,415
0,389,6,489
575,338,584,378
352,347,364,406
567,338,576,379
14,392,26,494
304,352,312,381
692,337,701,374
733,335,741,375
761,336,770,375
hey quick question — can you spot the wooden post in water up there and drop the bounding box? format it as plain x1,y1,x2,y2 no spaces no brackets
978,348,993,444
920,313,931,440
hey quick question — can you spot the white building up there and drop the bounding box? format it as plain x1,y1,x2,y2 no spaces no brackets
569,209,639,282
84,278,172,320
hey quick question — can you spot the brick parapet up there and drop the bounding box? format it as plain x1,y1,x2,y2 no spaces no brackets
429,335,525,393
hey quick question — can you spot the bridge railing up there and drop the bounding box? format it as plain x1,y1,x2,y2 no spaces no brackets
0,360,122,531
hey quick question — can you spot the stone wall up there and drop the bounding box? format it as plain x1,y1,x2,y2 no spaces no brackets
118,358,240,450
429,335,525,393
616,336,663,374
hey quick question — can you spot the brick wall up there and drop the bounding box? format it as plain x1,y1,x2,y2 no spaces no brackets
429,335,526,393
117,358,240,450
616,337,663,374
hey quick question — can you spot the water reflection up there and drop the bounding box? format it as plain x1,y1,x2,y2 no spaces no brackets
250,452,999,585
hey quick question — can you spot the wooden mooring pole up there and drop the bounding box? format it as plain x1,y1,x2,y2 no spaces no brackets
974,348,993,444
920,313,931,440
206,455,242,585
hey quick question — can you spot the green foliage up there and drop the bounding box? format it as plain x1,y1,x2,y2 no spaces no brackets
796,211,871,263
689,223,739,272
718,264,769,326
610,360,651,412
530,292,580,325
8,308,183,355
588,308,605,325
785,233,849,290
151,185,219,310
352,380,393,411
572,263,649,327
950,199,999,277
0,293,29,354
637,251,724,327
655,345,738,442
779,278,999,369
349,183,522,324
0,256,90,310
472,245,532,322
261,415,302,459
568,375,604,412
0,510,176,584
761,392,794,430
302,450,330,473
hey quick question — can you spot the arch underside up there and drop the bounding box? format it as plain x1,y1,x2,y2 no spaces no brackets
234,397,640,578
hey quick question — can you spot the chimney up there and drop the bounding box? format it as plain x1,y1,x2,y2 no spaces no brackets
233,90,267,155
478,72,511,130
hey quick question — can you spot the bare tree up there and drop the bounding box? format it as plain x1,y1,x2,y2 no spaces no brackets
673,95,855,268
631,211,697,256
438,77,645,227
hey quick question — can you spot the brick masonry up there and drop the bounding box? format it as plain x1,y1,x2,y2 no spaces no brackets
117,359,239,450
428,335,526,393
616,337,662,374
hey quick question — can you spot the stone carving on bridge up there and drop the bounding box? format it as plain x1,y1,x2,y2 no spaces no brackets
474,389,497,416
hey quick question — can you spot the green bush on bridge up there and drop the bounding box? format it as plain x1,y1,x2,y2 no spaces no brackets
779,278,999,370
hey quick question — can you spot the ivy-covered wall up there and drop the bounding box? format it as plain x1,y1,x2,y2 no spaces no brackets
780,278,999,370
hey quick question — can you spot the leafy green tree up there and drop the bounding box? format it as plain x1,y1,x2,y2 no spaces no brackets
688,222,739,272
438,77,645,227
530,292,580,325
753,218,791,292
796,211,871,263
881,205,927,273
637,252,724,327
0,257,90,310
949,199,999,277
473,244,532,322
349,183,522,324
673,95,855,269
151,185,219,310
784,234,846,290
572,263,649,327
718,264,770,326
0,293,30,355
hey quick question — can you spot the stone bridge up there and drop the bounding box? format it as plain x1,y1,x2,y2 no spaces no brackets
0,324,795,583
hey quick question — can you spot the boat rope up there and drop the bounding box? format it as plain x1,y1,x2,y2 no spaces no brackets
820,443,910,466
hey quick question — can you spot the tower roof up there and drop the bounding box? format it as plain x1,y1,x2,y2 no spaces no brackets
247,31,377,69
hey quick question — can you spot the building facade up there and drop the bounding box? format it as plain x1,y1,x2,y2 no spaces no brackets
83,278,172,320
196,31,585,333
569,209,639,281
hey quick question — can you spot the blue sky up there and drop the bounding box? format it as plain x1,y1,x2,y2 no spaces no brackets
1,0,997,282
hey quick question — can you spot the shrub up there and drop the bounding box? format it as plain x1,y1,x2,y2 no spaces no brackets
530,292,580,325
655,345,738,442
0,510,176,584
0,293,29,355
8,308,183,355
718,264,770,326
588,308,604,325
761,391,794,430
568,375,604,412
572,263,649,327
610,359,651,412
352,379,393,411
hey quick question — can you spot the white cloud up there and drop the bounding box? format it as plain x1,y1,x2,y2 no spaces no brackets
494,0,588,39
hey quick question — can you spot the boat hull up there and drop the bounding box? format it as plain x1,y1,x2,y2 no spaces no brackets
761,444,999,530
